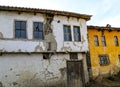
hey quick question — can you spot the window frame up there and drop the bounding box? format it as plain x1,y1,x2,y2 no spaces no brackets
73,26,81,41
14,20,27,39
63,25,72,41
102,36,106,47
98,55,110,66
70,53,78,60
33,22,44,40
94,35,99,46
114,36,119,46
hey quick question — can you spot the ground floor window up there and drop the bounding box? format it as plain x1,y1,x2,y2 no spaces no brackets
99,55,110,65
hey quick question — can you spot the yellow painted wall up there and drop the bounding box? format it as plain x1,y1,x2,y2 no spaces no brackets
88,28,120,77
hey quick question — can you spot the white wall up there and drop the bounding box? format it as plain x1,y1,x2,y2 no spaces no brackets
0,11,88,52
0,53,88,87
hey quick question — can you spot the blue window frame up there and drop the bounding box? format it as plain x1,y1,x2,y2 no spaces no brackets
63,25,72,41
33,22,44,40
73,26,81,41
15,21,26,38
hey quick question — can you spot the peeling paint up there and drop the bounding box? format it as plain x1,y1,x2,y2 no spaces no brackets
44,33,57,51
0,32,3,39
61,46,72,52
43,14,57,51
81,35,85,43
34,45,43,52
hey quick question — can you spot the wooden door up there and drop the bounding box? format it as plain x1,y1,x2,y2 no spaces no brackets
67,61,84,87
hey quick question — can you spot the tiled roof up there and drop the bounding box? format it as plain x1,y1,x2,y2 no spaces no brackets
87,25,120,30
0,5,92,21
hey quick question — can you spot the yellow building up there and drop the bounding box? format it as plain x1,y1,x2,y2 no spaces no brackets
87,25,120,78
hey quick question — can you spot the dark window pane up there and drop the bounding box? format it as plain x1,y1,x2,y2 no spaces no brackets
94,35,99,46
39,32,43,39
114,36,119,46
73,26,80,41
38,23,43,30
99,55,109,65
21,31,26,38
15,21,26,39
15,30,20,38
102,36,106,46
34,32,39,38
21,22,26,30
15,21,20,29
34,22,38,30
63,25,71,41
33,22,43,39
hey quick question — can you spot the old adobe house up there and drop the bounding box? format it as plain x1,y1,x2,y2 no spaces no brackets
0,6,91,87
88,25,120,78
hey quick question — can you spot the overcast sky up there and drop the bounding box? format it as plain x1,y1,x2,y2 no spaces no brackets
0,0,120,27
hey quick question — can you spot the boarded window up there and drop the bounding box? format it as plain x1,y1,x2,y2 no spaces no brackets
33,22,44,40
94,35,99,46
102,36,106,46
114,36,119,46
73,26,81,41
70,53,78,60
15,21,26,38
99,55,109,65
63,25,72,41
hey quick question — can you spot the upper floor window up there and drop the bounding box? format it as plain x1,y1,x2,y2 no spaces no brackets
102,36,106,46
99,55,110,65
15,21,26,38
114,36,119,46
63,25,72,41
94,35,99,46
73,26,81,41
33,22,44,40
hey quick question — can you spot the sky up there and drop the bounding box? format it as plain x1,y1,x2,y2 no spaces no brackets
0,0,120,27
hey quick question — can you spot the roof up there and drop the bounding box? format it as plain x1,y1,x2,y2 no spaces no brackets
0,5,92,21
87,25,120,30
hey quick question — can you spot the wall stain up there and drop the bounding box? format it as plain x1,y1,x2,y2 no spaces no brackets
43,14,57,51
34,45,43,52
81,35,85,44
0,82,4,87
61,46,72,52
0,32,3,39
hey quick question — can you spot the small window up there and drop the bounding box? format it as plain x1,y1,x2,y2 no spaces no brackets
63,25,72,41
94,35,99,46
33,22,44,40
73,26,81,41
15,21,26,38
114,36,119,46
102,36,106,46
99,55,109,65
70,53,78,60
118,55,120,61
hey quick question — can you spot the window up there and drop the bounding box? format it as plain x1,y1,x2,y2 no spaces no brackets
63,25,72,41
15,21,26,38
94,35,99,46
73,26,81,41
102,36,106,46
99,55,109,65
70,53,78,60
114,36,119,46
33,22,44,40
